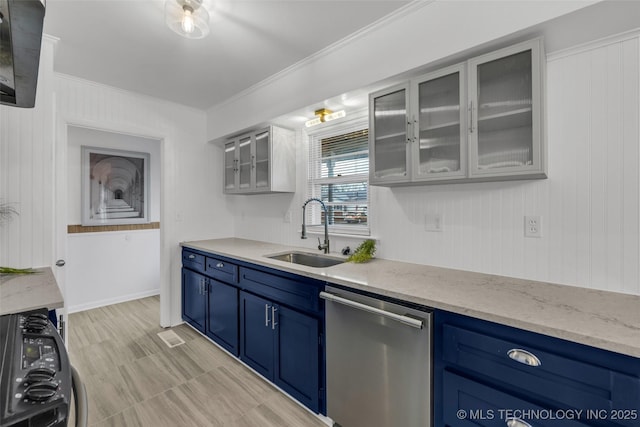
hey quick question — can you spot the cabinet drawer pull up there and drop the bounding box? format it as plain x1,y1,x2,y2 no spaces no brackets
271,306,278,330
188,254,195,259
506,417,532,427
507,348,541,367
216,262,224,268
265,304,271,327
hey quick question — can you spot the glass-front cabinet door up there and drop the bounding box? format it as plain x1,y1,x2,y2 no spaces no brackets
224,140,238,192
411,64,466,181
238,135,253,190
254,129,270,191
369,83,411,184
222,125,294,194
468,39,543,177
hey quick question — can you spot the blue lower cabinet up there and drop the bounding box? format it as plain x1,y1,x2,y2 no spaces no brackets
275,305,320,413
240,290,321,413
435,309,640,427
240,291,275,379
182,250,325,415
206,279,239,356
182,268,206,333
443,371,592,427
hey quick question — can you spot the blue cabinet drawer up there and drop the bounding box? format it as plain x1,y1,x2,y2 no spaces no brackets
443,371,593,427
182,249,205,273
239,267,321,314
443,324,640,425
206,256,238,284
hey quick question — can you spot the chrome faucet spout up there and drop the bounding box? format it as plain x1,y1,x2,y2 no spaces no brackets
301,198,330,254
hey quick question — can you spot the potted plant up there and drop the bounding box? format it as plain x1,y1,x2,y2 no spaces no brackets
347,239,377,263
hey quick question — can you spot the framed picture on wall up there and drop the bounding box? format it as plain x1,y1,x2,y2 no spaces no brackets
81,146,150,226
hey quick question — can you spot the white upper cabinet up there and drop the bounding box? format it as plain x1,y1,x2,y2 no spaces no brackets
224,125,295,194
369,83,411,184
411,64,467,182
369,38,546,186
468,39,545,178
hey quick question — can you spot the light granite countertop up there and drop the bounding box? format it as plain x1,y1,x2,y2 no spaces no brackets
182,238,640,358
0,267,64,316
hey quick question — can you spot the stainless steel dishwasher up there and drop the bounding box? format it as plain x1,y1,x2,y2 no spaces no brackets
320,286,432,427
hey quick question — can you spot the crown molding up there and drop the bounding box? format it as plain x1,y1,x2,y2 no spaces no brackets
208,0,434,112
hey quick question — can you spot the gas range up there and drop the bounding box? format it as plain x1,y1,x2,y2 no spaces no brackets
0,308,78,427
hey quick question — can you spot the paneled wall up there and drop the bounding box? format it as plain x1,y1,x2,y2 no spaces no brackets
0,37,56,268
232,32,640,296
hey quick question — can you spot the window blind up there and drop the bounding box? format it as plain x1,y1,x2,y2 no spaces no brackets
307,127,369,235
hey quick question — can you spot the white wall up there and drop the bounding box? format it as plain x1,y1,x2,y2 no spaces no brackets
53,74,235,324
229,32,640,297
0,37,57,269
66,230,160,311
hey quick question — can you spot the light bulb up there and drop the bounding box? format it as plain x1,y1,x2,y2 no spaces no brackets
181,6,195,34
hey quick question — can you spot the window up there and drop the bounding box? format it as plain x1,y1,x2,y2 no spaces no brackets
307,123,369,235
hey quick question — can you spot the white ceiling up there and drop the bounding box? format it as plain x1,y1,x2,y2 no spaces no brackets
43,0,410,110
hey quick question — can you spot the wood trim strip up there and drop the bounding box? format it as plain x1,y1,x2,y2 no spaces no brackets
68,222,160,234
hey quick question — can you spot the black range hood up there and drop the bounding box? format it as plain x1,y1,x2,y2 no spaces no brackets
0,0,45,108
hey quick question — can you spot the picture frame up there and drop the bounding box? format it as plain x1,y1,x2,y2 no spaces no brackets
81,146,150,226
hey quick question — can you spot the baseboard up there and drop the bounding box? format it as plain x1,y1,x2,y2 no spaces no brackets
67,289,160,313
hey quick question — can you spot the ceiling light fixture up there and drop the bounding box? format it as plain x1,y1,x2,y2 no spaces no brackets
165,0,210,39
305,108,346,128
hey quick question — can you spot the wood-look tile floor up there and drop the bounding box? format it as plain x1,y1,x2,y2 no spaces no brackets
67,296,328,427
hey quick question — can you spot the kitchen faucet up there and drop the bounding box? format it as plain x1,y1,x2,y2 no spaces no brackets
301,198,330,254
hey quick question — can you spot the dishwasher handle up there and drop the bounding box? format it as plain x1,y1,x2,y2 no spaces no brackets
320,291,424,329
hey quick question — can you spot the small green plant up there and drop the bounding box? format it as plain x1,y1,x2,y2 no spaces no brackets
0,267,38,275
347,239,376,263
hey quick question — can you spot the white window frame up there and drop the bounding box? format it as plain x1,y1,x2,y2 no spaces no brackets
306,110,370,237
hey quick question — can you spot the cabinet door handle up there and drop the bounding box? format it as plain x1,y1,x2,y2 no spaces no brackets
216,262,224,268
506,417,532,427
271,306,278,330
468,100,474,133
507,348,541,367
188,254,195,259
265,304,271,327
412,114,417,143
234,158,239,172
406,115,412,144
251,155,256,169
198,279,203,295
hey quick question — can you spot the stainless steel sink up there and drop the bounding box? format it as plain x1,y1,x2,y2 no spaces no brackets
266,251,345,268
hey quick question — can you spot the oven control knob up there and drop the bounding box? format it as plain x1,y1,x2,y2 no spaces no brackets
25,318,48,333
25,367,56,383
26,313,49,322
24,381,58,402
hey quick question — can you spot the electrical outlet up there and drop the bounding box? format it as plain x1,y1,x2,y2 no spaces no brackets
425,213,443,232
284,210,292,223
524,215,542,238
